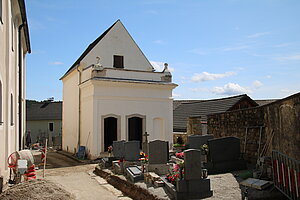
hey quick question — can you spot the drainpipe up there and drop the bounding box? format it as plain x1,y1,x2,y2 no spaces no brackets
77,65,81,150
18,23,25,151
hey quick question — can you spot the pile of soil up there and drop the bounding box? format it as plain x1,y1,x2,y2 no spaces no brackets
0,179,74,200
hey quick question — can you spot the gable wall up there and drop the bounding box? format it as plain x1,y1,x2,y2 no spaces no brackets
81,21,153,72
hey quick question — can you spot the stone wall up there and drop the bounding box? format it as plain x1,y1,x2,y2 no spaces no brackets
187,117,202,135
207,93,300,163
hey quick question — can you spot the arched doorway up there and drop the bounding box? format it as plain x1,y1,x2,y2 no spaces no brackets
128,117,143,147
104,117,118,151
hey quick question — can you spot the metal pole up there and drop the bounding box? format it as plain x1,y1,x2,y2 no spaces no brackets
43,139,48,178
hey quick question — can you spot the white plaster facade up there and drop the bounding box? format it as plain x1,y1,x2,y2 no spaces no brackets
0,0,30,180
61,20,177,159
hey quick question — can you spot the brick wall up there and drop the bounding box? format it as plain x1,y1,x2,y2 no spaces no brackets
207,93,300,163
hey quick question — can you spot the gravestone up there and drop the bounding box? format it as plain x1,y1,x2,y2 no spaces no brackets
187,134,214,149
205,136,246,173
113,140,125,158
208,136,240,163
161,148,213,199
126,166,144,182
148,140,169,164
184,149,202,180
124,141,140,161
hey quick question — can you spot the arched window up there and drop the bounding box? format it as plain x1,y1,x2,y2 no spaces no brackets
0,81,2,124
11,93,13,126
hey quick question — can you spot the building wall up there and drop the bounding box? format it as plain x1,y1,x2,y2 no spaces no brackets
207,93,300,163
65,79,174,159
0,0,28,180
26,120,62,144
62,70,79,154
93,81,173,158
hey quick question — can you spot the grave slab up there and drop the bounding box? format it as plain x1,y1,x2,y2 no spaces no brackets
125,166,144,182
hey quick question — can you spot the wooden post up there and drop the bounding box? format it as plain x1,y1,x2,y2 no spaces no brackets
43,139,48,178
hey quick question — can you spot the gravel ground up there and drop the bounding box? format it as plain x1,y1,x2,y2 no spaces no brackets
0,179,74,200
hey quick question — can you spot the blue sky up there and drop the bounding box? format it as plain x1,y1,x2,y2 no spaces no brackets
26,0,300,101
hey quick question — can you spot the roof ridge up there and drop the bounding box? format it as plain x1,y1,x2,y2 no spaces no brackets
180,94,247,105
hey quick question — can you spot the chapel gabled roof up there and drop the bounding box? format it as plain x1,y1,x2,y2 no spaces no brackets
173,94,258,132
60,20,119,79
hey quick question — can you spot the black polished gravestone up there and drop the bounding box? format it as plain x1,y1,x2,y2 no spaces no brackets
208,136,240,163
148,140,169,164
205,136,247,174
187,134,214,150
124,141,140,161
162,149,213,200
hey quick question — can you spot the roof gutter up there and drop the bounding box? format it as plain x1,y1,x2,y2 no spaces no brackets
77,65,82,150
17,0,31,53
18,24,24,150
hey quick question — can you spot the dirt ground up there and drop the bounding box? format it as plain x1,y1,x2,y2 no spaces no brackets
2,151,129,200
0,179,73,200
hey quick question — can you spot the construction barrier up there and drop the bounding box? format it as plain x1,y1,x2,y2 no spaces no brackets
24,164,36,181
272,150,300,200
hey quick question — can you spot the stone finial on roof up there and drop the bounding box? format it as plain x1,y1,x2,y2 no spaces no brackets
93,56,104,71
163,63,170,74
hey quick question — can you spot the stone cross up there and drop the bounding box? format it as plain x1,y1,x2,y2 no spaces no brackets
142,132,149,155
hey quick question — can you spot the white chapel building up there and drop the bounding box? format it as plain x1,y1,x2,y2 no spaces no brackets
60,20,177,159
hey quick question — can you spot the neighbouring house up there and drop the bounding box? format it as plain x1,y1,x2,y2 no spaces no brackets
60,20,177,159
173,94,259,134
0,0,31,182
26,100,62,148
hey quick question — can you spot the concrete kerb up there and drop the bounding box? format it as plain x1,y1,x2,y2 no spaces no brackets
94,166,163,200
56,150,85,164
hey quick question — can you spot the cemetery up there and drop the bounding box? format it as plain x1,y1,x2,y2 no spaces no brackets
94,133,255,199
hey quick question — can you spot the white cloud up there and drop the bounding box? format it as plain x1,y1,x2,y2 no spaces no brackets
150,61,174,72
191,71,236,82
189,48,207,55
252,80,263,89
172,93,181,98
189,88,208,93
247,32,270,38
274,43,291,48
221,45,251,51
276,53,300,61
49,61,64,65
145,10,159,15
280,88,297,94
266,75,271,79
212,83,251,95
153,39,165,44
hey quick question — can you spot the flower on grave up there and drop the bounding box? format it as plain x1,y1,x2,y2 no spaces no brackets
201,144,209,155
108,146,113,153
175,152,184,159
139,157,148,164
